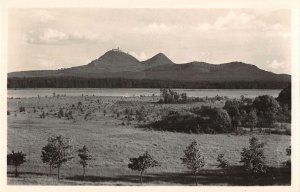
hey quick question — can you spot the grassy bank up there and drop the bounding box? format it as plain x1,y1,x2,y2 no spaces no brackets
7,96,291,185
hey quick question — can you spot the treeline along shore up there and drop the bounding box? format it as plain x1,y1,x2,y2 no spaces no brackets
7,77,290,89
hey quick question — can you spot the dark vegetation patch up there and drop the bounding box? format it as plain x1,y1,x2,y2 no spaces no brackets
144,86,291,135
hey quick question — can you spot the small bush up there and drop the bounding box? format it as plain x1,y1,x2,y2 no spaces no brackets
240,137,267,175
217,153,229,168
65,111,73,120
58,108,64,118
136,106,146,122
235,127,246,135
84,112,91,120
128,151,160,184
40,111,46,119
7,151,26,177
19,106,25,112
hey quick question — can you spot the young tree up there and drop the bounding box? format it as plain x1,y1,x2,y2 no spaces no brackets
128,151,160,184
41,138,56,176
41,135,74,180
78,145,92,179
240,137,267,175
181,140,206,185
7,151,26,177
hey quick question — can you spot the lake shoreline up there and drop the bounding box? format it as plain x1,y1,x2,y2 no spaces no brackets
7,88,281,99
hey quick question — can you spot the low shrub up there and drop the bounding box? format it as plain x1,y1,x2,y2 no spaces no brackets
58,108,64,118
217,153,229,168
147,106,233,134
40,111,46,119
234,127,246,135
19,106,25,112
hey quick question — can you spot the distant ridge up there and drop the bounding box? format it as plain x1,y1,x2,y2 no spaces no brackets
8,49,290,88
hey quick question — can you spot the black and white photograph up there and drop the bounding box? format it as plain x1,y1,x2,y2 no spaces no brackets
1,0,300,190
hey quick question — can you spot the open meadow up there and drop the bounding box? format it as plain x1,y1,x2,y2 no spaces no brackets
7,95,291,185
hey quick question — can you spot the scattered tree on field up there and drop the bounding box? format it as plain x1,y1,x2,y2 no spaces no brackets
78,145,92,179
41,137,57,176
240,137,267,175
7,151,26,177
128,151,160,184
181,140,206,185
41,135,74,180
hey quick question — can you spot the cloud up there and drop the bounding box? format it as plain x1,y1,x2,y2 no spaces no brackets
268,59,285,70
215,11,256,30
133,22,171,34
267,59,290,74
195,11,285,32
195,23,212,31
26,28,101,44
26,28,68,44
34,10,55,23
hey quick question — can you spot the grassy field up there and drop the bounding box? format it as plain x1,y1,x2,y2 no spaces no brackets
7,96,291,185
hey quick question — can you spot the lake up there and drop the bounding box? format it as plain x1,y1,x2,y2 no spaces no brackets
7,88,281,99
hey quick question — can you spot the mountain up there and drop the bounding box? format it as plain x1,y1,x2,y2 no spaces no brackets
141,53,174,68
8,49,291,87
85,50,143,72
128,61,290,82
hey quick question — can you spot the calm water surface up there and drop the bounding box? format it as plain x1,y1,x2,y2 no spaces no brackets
7,88,281,99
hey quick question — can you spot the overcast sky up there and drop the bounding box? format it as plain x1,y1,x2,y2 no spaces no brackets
8,9,291,74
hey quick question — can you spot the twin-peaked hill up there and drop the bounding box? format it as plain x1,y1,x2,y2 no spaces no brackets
8,49,290,88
